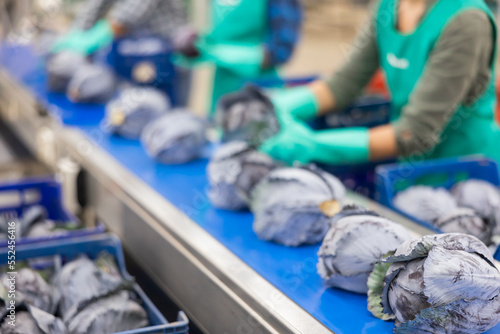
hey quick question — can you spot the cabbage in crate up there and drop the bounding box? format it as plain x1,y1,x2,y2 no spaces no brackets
0,205,78,241
53,256,124,318
64,290,148,334
394,184,494,243
105,87,171,139
434,207,492,244
141,111,208,164
54,254,148,334
0,268,55,314
451,179,500,235
25,220,70,239
0,205,46,238
368,233,500,333
0,306,67,334
46,51,88,93
251,165,345,246
67,64,117,103
216,85,279,146
393,186,457,222
207,141,278,210
0,310,45,334
317,205,412,293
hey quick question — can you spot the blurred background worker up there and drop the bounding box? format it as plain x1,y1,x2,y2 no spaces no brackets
52,0,187,55
229,0,500,166
52,0,190,105
177,0,303,114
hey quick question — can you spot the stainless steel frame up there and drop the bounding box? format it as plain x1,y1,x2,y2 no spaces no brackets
0,69,434,334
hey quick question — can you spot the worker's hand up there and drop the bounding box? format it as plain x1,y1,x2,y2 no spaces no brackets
51,20,114,55
216,85,274,127
215,85,278,145
216,84,321,125
269,85,319,122
259,118,317,166
215,83,319,131
173,26,200,58
260,110,371,166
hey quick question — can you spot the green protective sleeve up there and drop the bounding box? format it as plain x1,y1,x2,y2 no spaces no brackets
51,20,113,55
199,42,265,78
88,20,114,52
259,118,370,166
270,85,319,121
51,30,82,54
310,127,370,165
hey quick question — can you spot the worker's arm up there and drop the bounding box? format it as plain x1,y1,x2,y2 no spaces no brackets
262,0,303,69
53,0,188,54
323,17,380,113
188,0,303,77
262,10,493,165
108,0,186,38
106,0,160,37
390,10,493,159
320,10,493,161
51,0,118,54
73,0,115,31
269,14,380,121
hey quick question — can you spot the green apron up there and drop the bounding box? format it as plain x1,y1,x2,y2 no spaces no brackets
376,0,500,162
203,0,278,113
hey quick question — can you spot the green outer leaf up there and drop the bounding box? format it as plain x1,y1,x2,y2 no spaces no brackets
368,257,395,321
95,251,121,277
387,240,433,263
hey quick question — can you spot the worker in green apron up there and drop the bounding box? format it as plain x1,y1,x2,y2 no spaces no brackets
233,0,500,166
177,0,303,114
51,0,187,55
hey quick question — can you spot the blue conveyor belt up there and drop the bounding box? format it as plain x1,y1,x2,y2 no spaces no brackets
2,45,499,334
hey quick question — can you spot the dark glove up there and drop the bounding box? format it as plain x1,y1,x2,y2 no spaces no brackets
215,85,279,146
173,26,200,58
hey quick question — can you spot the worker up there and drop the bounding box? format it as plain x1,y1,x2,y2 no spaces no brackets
228,0,500,166
51,0,191,104
52,0,187,55
177,0,303,114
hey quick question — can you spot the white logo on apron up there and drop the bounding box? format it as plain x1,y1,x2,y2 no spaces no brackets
387,53,409,70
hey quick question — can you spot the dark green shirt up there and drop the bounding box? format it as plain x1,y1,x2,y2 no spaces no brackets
327,1,494,157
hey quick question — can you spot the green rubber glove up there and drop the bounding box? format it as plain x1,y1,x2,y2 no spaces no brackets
260,121,370,166
260,119,317,165
198,42,265,78
270,86,319,122
51,20,114,55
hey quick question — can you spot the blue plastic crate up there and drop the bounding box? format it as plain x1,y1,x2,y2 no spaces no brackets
105,35,179,105
320,159,395,199
0,233,189,334
0,177,105,247
320,95,390,129
250,75,318,88
375,156,500,233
